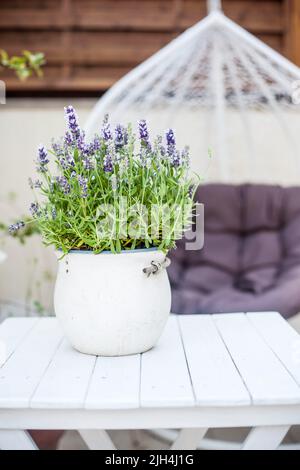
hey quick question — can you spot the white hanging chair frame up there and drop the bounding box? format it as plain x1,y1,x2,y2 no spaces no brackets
85,8,300,137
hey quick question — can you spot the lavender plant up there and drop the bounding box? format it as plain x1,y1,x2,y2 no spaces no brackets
12,106,199,254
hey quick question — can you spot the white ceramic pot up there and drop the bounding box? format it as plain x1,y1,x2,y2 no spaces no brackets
54,248,171,356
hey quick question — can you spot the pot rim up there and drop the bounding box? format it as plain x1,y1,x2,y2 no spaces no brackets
57,247,159,255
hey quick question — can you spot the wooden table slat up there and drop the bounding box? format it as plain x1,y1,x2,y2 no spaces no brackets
213,313,300,405
0,318,63,408
140,315,195,407
178,315,251,406
247,312,300,386
31,338,96,409
85,355,140,410
0,317,39,368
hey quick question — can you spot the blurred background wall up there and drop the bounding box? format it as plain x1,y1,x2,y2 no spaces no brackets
1,0,300,315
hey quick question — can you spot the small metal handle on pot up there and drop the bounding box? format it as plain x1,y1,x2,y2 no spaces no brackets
143,257,171,277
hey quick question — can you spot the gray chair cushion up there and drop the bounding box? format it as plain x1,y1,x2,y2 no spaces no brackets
168,184,300,318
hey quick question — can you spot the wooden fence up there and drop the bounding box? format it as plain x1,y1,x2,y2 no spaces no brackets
0,0,299,95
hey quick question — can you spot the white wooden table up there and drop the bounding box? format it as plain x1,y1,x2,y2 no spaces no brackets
0,312,300,450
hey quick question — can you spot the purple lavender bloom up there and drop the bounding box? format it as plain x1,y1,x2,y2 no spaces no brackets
77,131,86,152
102,114,112,141
138,119,149,142
83,156,94,170
171,150,181,167
165,128,180,166
77,175,88,198
103,141,114,172
64,105,81,140
52,139,64,156
166,128,176,146
9,220,25,233
56,176,70,195
103,154,113,172
90,136,101,152
114,124,127,148
67,154,75,167
37,145,49,172
64,131,73,147
59,157,69,169
29,202,40,217
52,207,57,219
181,145,190,167
33,179,42,189
77,132,95,161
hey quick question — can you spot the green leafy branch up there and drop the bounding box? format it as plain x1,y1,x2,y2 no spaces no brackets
0,50,45,80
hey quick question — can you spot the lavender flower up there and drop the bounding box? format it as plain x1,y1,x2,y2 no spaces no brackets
166,128,176,146
172,150,181,167
52,207,57,219
37,145,49,172
9,221,25,233
154,135,166,159
59,150,75,169
181,145,190,167
114,124,127,148
82,156,94,170
56,176,70,194
101,114,112,141
103,154,113,172
140,147,148,167
29,202,40,217
90,136,101,152
77,175,88,198
64,105,81,140
52,139,64,156
138,119,149,143
77,131,86,152
67,153,75,167
58,157,69,169
103,141,114,172
64,131,73,147
29,178,43,189
165,128,180,166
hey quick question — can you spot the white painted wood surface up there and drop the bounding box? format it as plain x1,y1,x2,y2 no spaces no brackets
0,430,38,450
0,317,38,367
178,315,250,406
31,338,96,409
170,428,208,450
0,318,63,408
241,425,290,450
85,355,140,409
140,315,194,407
213,313,300,404
247,312,300,385
0,313,300,450
79,430,116,450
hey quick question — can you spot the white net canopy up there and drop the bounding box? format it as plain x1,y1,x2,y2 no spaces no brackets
85,0,300,185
